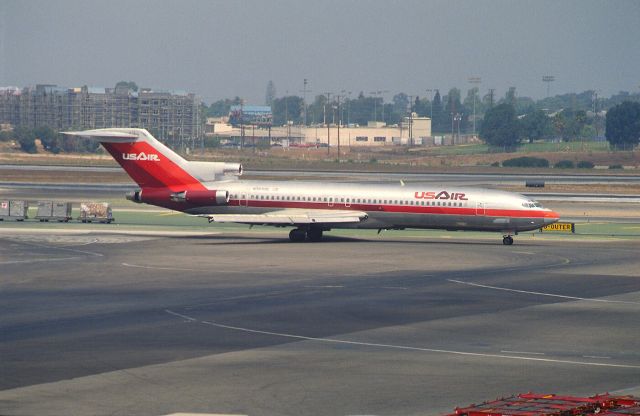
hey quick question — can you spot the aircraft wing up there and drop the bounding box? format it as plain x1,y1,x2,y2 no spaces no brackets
204,209,368,226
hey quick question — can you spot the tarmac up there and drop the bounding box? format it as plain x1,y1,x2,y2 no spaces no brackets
1,228,639,416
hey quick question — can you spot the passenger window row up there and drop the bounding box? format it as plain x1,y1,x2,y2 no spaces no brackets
230,194,467,207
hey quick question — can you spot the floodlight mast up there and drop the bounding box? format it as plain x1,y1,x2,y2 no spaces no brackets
542,75,555,98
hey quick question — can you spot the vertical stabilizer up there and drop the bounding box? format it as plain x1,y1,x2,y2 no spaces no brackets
64,128,206,191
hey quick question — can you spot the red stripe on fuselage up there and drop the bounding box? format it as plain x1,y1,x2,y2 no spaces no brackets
101,141,206,191
226,199,555,218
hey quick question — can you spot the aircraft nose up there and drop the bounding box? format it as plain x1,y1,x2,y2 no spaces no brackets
544,210,560,224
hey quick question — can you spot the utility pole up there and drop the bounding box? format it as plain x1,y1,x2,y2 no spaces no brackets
468,77,481,137
487,89,495,108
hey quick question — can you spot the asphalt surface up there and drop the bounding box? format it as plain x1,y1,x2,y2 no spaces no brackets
3,164,640,184
1,230,639,415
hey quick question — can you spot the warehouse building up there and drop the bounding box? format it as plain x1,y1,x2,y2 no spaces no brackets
208,115,434,147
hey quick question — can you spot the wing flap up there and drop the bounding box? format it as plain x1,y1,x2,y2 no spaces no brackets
204,209,368,225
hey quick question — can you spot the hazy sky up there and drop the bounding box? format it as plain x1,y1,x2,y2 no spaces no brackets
2,0,639,104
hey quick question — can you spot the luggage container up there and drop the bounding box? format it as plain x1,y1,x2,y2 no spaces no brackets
36,201,72,222
79,202,113,223
36,201,53,221
52,202,73,222
0,200,9,219
0,200,29,221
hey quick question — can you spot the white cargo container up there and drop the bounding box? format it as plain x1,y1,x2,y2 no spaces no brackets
0,200,29,221
37,201,72,222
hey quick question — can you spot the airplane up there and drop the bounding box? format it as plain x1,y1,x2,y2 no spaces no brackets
64,128,559,245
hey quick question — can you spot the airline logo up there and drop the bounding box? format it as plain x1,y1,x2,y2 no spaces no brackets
415,191,468,200
122,152,160,161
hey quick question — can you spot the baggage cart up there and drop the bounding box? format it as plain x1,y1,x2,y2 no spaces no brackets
79,202,113,223
445,393,640,416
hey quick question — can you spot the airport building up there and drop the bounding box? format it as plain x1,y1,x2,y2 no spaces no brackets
0,84,202,142
206,116,445,147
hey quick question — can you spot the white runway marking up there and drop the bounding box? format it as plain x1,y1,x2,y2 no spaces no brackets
447,279,640,305
501,350,545,355
10,239,104,257
121,262,199,272
303,285,345,289
164,309,640,369
0,256,79,265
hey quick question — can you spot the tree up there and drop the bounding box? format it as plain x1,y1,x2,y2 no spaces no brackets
207,97,242,117
479,103,521,149
606,101,640,149
521,110,553,143
115,81,138,92
265,81,276,106
34,126,61,153
272,96,304,125
14,127,37,153
503,87,517,107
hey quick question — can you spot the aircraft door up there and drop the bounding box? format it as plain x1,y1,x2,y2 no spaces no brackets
475,201,486,215
328,197,334,208
240,193,249,207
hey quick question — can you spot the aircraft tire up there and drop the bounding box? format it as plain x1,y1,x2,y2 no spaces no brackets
502,236,514,245
307,228,323,242
289,228,307,242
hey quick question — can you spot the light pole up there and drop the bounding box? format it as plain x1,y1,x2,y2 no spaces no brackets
324,92,332,154
454,113,462,144
468,77,481,137
542,75,555,98
347,91,352,127
300,78,311,126
425,89,433,120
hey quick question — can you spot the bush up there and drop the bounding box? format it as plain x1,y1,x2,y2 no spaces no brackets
554,160,574,169
490,161,500,167
577,160,594,169
502,156,550,168
609,164,623,170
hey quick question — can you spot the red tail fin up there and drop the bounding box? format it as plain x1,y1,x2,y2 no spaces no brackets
65,129,206,191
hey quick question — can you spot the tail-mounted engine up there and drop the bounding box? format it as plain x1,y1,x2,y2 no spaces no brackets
170,189,229,205
187,161,243,182
126,189,229,206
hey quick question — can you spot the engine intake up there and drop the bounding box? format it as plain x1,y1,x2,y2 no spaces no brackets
187,161,243,182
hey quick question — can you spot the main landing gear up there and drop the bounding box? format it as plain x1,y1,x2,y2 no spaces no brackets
502,235,514,245
289,227,324,242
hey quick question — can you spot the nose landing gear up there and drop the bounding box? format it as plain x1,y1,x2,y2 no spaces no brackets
502,235,514,245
